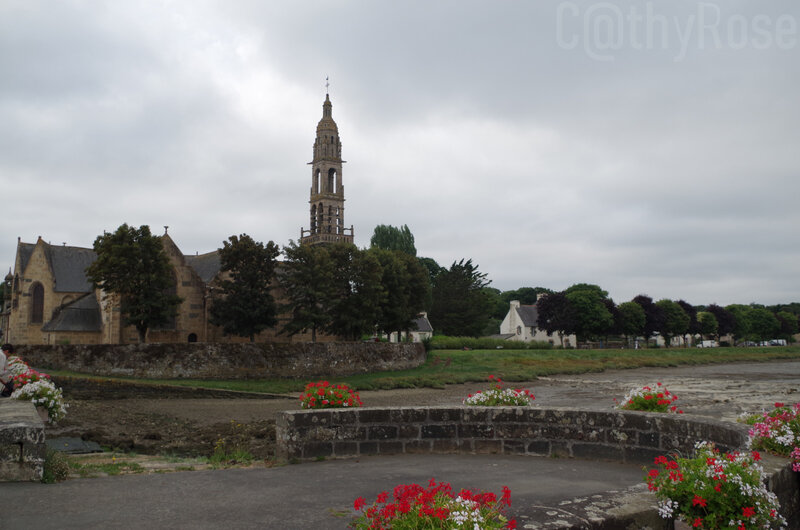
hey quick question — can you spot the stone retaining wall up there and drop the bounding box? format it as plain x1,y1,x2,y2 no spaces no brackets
0,401,46,482
19,342,425,379
276,406,748,463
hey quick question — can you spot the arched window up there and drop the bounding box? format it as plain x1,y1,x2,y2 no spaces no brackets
315,169,321,194
310,204,317,233
31,282,44,324
317,202,324,231
187,333,198,343
328,168,336,193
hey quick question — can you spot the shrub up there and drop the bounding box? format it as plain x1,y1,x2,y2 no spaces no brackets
742,402,799,465
430,336,552,350
42,448,70,483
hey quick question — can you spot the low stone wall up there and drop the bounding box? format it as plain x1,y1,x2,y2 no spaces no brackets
275,406,748,463
277,406,800,528
0,401,45,482
19,342,425,379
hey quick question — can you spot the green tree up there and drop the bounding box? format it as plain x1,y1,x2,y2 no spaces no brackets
776,311,799,340
748,307,780,341
725,304,753,343
676,300,700,346
697,311,719,339
655,299,690,348
633,295,665,347
369,224,417,256
86,224,182,343
370,249,429,339
707,304,735,342
617,301,646,345
535,291,576,347
429,259,492,337
326,243,385,340
209,234,280,342
279,241,334,342
563,284,613,343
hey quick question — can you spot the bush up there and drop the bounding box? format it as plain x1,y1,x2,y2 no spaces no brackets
42,448,70,483
429,336,552,350
299,380,363,409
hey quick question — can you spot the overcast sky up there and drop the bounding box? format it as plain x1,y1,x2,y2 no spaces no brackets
2,1,798,306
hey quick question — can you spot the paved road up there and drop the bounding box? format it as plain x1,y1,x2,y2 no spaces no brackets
2,360,798,529
1,454,643,529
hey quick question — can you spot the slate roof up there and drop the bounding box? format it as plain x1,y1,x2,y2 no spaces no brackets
42,294,102,332
516,304,539,327
185,251,222,283
46,245,97,293
17,243,36,272
413,314,433,333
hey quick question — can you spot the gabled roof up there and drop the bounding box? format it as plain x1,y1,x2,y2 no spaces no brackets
516,304,539,327
19,241,96,293
185,251,222,283
45,245,97,293
42,294,102,332
413,314,433,333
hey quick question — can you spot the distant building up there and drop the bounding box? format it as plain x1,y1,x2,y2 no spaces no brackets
499,300,575,347
389,312,434,343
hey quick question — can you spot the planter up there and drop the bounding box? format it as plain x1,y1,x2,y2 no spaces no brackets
35,406,49,423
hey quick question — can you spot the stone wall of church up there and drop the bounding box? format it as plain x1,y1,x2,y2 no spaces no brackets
6,245,86,346
17,341,426,379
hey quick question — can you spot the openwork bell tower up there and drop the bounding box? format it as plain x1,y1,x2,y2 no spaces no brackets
300,89,354,245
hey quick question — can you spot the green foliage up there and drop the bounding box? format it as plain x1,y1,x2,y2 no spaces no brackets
536,291,576,345
697,311,719,338
326,243,385,340
747,307,780,341
429,335,552,350
42,448,70,483
210,234,280,341
429,259,492,337
86,224,182,343
632,295,665,345
279,241,335,342
369,224,417,256
777,310,799,339
741,402,800,457
208,421,255,468
655,299,690,347
564,284,613,342
614,382,682,413
370,249,429,337
617,301,646,341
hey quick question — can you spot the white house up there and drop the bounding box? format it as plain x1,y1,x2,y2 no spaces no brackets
389,312,434,343
499,300,575,347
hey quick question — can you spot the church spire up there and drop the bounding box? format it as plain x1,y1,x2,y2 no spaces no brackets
300,86,354,246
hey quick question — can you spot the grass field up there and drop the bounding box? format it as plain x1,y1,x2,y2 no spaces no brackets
48,345,800,394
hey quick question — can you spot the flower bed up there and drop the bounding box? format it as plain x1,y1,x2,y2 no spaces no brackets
5,355,68,423
742,402,800,472
615,382,683,414
645,441,785,528
463,376,534,407
352,478,515,529
299,380,362,409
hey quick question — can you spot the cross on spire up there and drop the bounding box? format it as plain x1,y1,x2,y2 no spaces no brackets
325,76,329,95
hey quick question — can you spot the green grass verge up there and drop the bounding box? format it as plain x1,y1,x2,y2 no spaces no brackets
45,346,800,394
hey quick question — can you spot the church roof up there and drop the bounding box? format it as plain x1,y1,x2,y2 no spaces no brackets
184,251,222,283
516,304,539,327
17,243,36,273
45,244,97,293
42,294,102,332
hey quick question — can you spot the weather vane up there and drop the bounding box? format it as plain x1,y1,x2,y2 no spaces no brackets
325,76,329,95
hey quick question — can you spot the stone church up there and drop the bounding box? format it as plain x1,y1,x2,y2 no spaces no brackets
1,93,352,345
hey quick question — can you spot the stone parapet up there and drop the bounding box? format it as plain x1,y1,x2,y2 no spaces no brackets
0,400,46,482
276,406,748,463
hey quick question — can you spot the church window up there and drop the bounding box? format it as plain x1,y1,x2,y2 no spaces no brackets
328,168,337,193
315,169,321,194
187,333,198,343
31,282,44,324
310,204,317,233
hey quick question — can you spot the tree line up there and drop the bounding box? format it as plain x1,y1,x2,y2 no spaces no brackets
83,223,800,345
